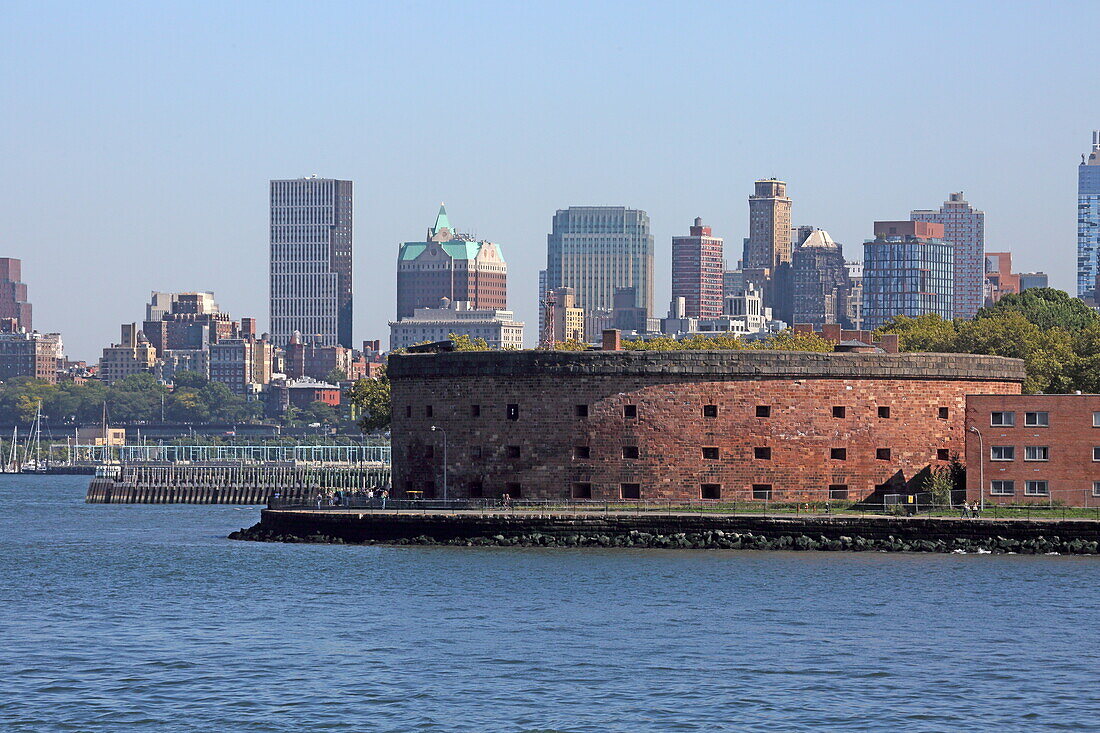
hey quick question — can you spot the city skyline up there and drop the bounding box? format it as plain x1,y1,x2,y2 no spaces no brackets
2,2,1094,358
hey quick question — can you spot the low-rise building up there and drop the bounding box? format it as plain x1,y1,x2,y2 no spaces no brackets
792,323,899,353
541,286,585,345
0,329,63,383
209,336,274,396
75,427,126,446
966,394,1100,506
390,299,524,351
155,349,210,383
285,376,341,409
983,253,1050,306
284,333,356,380
99,324,157,385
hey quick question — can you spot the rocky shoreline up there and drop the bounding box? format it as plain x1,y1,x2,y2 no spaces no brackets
229,522,1100,554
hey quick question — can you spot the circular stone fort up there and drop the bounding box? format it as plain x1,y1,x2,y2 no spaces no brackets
388,348,1026,503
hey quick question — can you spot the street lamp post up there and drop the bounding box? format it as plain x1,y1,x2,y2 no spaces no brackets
968,426,984,511
430,425,447,500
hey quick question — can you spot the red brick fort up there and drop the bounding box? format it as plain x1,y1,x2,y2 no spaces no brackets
389,348,1025,502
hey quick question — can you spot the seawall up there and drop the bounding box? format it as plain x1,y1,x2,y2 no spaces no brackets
233,509,1100,554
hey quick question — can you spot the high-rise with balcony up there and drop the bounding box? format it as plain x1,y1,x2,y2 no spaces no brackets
544,206,654,331
672,218,724,319
1078,131,1100,301
269,177,353,348
911,192,984,319
862,221,954,330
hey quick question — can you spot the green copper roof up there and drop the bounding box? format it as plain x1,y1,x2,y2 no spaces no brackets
434,203,450,232
398,240,485,261
399,243,427,261
442,241,481,259
397,205,506,263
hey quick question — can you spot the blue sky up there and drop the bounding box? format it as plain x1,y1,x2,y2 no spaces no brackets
1,0,1096,359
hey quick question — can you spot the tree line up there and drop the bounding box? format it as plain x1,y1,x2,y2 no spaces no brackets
878,288,1100,394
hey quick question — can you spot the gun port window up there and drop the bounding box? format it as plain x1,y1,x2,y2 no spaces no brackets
752,484,772,500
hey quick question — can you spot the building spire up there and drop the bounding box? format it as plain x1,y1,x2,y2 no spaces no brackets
434,203,451,233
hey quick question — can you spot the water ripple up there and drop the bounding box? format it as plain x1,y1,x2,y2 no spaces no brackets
1,476,1099,732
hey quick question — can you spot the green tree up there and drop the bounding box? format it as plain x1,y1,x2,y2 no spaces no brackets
166,388,211,423
551,339,589,351
978,287,1100,332
747,330,834,352
1070,321,1100,393
347,367,391,432
302,400,340,425
923,465,955,507
324,368,347,384
171,370,208,389
955,313,1075,394
449,333,491,351
620,330,832,352
877,314,959,352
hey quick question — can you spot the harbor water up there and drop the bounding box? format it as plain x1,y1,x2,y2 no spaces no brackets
2,475,1098,732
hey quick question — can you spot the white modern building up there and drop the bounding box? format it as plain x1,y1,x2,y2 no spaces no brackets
389,299,524,350
270,177,353,348
146,292,218,322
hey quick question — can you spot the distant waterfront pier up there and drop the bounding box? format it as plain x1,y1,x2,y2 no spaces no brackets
83,444,392,504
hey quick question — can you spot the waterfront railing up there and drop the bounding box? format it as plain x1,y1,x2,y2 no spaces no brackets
266,495,1100,521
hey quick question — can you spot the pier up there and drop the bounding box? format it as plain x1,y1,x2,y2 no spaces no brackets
84,444,392,504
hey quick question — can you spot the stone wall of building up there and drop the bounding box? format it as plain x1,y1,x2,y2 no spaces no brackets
390,350,1025,502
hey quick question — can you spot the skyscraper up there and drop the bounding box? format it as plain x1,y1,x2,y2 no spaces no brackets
396,205,508,319
0,258,32,332
672,218,724,319
742,179,793,324
791,229,850,327
545,206,654,332
911,192,984,319
269,177,353,348
862,221,954,330
1078,131,1100,300
743,179,792,272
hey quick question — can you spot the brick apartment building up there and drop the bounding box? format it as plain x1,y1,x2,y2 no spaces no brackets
966,394,1100,506
672,218,724,319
